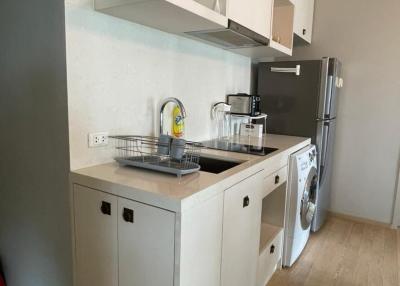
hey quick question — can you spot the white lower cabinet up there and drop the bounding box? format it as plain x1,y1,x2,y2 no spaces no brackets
74,185,119,286
73,185,175,286
118,197,175,286
221,171,263,286
73,166,287,286
257,229,283,286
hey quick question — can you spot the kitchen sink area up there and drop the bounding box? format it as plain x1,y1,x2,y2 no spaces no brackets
197,156,245,174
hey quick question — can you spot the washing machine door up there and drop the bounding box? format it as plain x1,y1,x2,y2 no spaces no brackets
300,167,318,230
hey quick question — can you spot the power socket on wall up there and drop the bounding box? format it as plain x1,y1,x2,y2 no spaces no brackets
88,132,109,148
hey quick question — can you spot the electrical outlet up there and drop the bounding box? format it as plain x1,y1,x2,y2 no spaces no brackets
88,132,109,148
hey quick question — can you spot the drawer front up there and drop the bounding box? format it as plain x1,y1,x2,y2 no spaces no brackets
257,230,283,286
262,166,287,198
261,153,288,178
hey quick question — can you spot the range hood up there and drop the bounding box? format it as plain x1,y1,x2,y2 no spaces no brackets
185,20,269,49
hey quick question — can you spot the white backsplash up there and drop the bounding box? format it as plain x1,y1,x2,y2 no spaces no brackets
65,0,251,170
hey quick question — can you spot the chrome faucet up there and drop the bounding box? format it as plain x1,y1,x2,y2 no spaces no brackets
159,97,187,135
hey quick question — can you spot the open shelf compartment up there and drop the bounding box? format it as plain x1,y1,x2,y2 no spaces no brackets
257,183,287,286
259,183,286,255
260,223,283,254
271,0,294,54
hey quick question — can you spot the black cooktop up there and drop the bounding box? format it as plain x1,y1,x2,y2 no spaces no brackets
201,139,278,156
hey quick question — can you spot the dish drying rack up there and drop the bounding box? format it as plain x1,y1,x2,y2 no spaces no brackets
110,135,203,177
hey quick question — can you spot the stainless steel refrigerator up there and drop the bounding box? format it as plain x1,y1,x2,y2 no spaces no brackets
257,58,343,232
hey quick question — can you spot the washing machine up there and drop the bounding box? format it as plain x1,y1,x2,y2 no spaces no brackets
283,145,318,267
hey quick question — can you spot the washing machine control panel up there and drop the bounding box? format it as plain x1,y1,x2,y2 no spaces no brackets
298,157,310,171
309,150,316,163
297,147,317,172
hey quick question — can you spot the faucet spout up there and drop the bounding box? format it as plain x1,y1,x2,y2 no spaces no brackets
159,97,186,135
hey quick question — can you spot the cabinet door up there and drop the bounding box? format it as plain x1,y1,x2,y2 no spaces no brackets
118,197,175,286
221,172,263,286
74,185,118,286
293,0,314,43
227,0,273,38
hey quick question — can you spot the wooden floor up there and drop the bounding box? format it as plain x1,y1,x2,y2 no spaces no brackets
268,217,400,286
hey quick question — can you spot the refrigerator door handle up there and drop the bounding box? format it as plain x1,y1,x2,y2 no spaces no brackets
270,65,301,76
325,75,334,117
321,123,329,168
317,58,330,119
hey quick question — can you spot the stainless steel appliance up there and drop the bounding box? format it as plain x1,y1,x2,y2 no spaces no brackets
227,93,261,116
185,20,269,49
257,58,343,232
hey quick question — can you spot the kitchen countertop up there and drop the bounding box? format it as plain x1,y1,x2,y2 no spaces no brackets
70,134,311,212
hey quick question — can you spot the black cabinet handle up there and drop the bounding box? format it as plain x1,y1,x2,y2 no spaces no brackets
100,201,111,215
270,244,275,254
275,175,280,184
303,28,307,35
123,208,134,223
243,196,250,208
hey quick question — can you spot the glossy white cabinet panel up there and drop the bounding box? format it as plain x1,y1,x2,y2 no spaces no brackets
293,0,314,43
118,197,175,286
227,0,273,38
221,171,263,286
73,185,118,286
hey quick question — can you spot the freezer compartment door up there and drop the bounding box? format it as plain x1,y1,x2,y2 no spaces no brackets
313,119,337,231
317,58,342,120
257,60,322,140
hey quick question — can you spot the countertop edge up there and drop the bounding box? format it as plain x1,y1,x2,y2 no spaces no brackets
70,136,311,213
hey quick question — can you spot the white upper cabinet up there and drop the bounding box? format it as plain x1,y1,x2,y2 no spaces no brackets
93,0,306,58
94,0,228,34
227,0,273,38
293,0,315,43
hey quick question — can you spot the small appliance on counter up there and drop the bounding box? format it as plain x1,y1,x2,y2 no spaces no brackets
227,93,261,116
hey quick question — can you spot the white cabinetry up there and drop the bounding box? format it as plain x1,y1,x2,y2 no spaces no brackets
221,171,263,286
293,0,315,43
118,197,175,286
74,185,118,286
257,169,288,286
72,149,298,286
93,0,299,59
179,192,224,286
94,0,228,34
73,185,175,286
227,0,273,38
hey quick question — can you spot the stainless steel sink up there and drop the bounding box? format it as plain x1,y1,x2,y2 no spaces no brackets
198,156,245,174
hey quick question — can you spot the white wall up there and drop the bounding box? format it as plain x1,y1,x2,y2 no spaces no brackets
291,0,400,223
65,0,251,170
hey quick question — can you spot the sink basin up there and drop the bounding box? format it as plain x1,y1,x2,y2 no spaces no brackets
198,156,244,174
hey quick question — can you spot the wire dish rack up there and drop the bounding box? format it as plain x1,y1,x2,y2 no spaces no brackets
110,135,203,177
